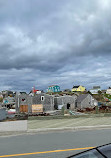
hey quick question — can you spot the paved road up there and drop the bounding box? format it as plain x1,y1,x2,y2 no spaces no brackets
0,129,111,158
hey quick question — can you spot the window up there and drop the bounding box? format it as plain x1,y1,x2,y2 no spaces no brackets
41,96,44,101
21,98,26,102
69,149,104,158
98,144,111,157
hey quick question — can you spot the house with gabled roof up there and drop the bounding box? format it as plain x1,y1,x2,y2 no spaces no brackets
16,93,55,113
75,93,98,109
106,87,111,95
72,85,86,92
89,86,101,94
47,85,60,93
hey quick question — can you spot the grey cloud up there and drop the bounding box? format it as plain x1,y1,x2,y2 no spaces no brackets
0,0,111,91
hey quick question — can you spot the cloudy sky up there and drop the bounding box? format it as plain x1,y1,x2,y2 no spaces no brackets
0,0,111,92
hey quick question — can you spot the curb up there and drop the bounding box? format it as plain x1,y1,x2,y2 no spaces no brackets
27,125,111,133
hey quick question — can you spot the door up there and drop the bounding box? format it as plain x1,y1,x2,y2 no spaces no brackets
67,103,70,109
20,105,28,112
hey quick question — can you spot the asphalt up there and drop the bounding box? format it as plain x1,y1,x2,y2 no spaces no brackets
0,128,111,158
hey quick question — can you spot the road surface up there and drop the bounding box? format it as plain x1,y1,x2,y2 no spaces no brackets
0,129,111,158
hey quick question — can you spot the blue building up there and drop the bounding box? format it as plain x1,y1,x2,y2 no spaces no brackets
48,85,60,93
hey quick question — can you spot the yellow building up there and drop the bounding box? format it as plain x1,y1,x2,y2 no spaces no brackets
72,85,86,92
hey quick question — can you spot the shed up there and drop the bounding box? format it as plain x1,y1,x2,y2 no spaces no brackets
15,93,54,113
54,95,77,110
75,94,98,109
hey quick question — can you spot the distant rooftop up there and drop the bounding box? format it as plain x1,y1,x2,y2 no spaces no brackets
48,85,59,87
93,86,101,89
73,85,80,88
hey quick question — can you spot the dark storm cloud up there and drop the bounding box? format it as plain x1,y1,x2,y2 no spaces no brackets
0,0,111,91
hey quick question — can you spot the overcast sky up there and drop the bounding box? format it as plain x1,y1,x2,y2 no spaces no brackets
0,0,111,92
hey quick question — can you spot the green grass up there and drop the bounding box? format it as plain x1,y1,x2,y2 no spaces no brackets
28,117,111,129
104,94,111,99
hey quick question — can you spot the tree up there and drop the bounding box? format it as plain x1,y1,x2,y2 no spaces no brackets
98,90,102,95
0,97,3,102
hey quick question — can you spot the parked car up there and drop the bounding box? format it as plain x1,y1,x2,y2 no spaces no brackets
67,143,111,158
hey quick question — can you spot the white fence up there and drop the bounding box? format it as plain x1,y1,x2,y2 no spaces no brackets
0,120,27,132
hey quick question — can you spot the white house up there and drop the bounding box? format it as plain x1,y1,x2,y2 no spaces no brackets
89,86,101,94
106,87,111,95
